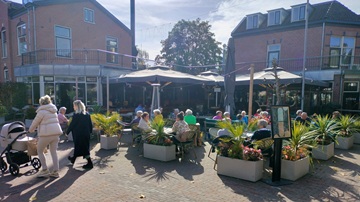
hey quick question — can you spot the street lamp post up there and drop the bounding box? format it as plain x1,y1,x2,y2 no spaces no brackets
301,0,309,110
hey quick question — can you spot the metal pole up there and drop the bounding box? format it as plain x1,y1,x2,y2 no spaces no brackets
106,76,109,113
248,64,254,119
301,0,309,110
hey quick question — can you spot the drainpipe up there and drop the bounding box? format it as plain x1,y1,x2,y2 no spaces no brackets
33,5,36,52
301,0,309,110
130,0,136,69
320,22,325,69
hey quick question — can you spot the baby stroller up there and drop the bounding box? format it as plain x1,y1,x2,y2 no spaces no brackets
0,121,41,176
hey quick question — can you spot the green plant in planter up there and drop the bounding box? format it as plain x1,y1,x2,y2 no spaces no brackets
309,114,340,145
146,119,173,146
336,115,358,137
246,118,259,132
282,122,317,161
91,112,122,137
216,121,262,160
24,106,37,119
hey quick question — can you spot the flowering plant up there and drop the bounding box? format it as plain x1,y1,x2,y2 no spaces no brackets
242,146,263,161
282,145,308,161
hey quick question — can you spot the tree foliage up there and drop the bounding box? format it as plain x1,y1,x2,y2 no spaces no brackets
160,18,223,74
136,46,150,70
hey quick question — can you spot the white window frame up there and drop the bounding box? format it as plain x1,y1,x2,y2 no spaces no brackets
291,5,306,22
84,8,95,24
343,81,359,92
268,10,281,26
106,36,118,64
246,14,259,29
1,29,7,58
329,36,355,67
267,44,281,67
54,25,72,58
17,23,27,55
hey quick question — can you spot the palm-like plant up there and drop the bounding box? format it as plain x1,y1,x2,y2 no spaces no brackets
337,115,359,137
283,122,317,161
91,112,122,137
309,114,340,145
216,121,248,159
147,119,172,146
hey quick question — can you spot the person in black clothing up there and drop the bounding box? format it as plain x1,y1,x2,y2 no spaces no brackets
295,112,311,126
250,119,271,141
66,100,93,169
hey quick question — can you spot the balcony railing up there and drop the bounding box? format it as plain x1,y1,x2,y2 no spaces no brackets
21,49,134,68
236,55,360,73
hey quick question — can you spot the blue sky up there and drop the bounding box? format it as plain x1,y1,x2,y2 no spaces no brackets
12,0,360,59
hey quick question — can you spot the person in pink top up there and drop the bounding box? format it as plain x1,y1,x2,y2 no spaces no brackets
212,110,223,120
58,107,69,132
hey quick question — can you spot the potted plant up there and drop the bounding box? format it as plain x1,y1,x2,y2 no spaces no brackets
92,112,123,150
309,115,339,160
335,115,358,149
24,105,36,129
281,122,317,181
216,121,263,182
0,102,7,125
143,119,175,161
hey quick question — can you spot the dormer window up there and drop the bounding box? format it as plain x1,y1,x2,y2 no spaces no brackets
292,5,306,22
268,10,281,26
246,13,265,30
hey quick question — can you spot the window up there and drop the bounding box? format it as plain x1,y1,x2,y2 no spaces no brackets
3,66,9,82
344,82,359,92
17,23,27,55
1,29,7,58
267,44,281,67
329,36,355,68
246,15,259,29
268,10,281,26
106,37,118,63
84,8,94,23
55,25,71,57
292,5,305,22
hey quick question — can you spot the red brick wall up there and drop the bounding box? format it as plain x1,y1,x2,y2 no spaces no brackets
0,1,12,82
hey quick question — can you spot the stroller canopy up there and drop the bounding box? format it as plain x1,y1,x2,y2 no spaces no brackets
0,121,25,139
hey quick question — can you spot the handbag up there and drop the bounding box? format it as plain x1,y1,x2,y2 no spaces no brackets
27,139,48,156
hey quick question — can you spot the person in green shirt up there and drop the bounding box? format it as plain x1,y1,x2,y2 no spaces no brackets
184,109,196,125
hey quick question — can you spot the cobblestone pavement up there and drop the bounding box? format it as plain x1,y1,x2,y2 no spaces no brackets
0,134,359,202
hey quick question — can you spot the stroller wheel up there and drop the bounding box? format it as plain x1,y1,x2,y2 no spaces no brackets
31,158,41,170
0,159,7,172
9,163,19,176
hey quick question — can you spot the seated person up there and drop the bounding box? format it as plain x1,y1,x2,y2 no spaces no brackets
138,112,152,133
58,107,69,132
169,108,180,120
222,112,231,122
295,112,311,126
171,112,191,143
254,109,262,119
184,109,196,125
260,111,271,124
250,119,271,141
241,111,248,125
153,109,163,124
130,110,143,125
295,109,303,120
212,110,223,120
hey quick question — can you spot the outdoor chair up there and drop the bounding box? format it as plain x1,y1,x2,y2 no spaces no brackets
178,131,197,159
117,120,133,146
131,123,148,150
208,135,233,170
251,137,274,167
188,123,201,146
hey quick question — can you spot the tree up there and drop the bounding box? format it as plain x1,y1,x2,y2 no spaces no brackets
136,47,150,70
160,18,223,74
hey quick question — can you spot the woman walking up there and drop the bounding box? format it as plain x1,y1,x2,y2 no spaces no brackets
29,95,63,178
66,100,94,169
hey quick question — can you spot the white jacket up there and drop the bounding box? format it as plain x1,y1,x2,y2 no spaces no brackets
29,104,63,137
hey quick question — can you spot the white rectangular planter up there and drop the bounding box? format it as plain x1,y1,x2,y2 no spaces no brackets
312,142,334,160
353,133,360,144
335,135,354,150
217,155,263,182
143,143,176,162
281,156,310,181
100,135,118,150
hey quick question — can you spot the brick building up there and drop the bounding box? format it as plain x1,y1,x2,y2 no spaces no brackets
231,0,360,113
0,0,133,110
